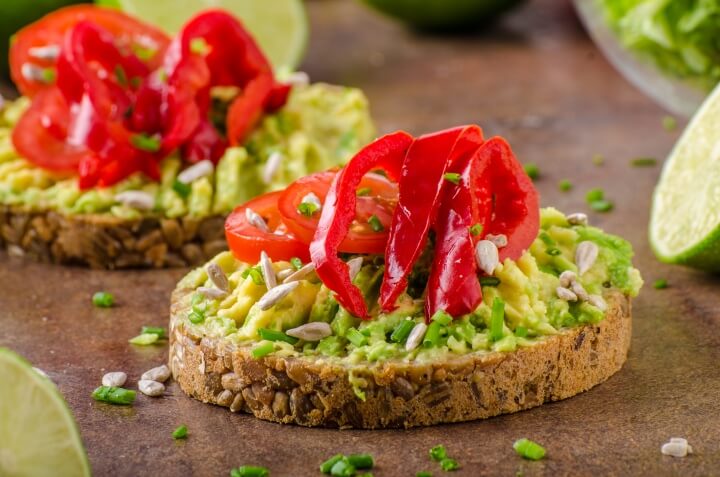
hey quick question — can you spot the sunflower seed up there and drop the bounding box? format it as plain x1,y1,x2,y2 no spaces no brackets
277,268,295,281
260,251,277,290
661,438,692,457
205,262,229,292
262,152,283,184
559,270,577,288
347,256,364,281
115,191,155,210
197,286,228,300
245,207,270,232
475,240,499,275
28,45,61,61
257,281,299,310
282,262,316,284
301,192,322,212
567,213,588,226
571,281,590,301
286,322,332,342
138,379,165,397
286,71,310,86
556,286,578,301
141,364,171,383
485,233,508,248
102,371,127,387
575,241,599,275
588,294,607,311
405,322,428,352
177,159,214,184
21,63,53,83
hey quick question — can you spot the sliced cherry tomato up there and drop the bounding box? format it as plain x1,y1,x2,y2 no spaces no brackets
225,191,311,264
10,5,170,97
278,171,399,254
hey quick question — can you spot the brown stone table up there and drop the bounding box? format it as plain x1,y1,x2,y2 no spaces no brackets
2,0,720,475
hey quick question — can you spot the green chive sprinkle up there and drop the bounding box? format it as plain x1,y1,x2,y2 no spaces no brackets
423,321,442,348
523,163,539,180
330,458,355,477
589,200,613,213
558,179,572,192
653,279,668,289
229,466,269,477
630,157,657,167
188,311,205,325
290,257,303,270
431,310,452,326
662,115,677,131
347,454,374,469
92,386,136,405
538,231,556,246
368,215,384,232
440,458,460,471
298,201,319,217
128,333,160,345
258,328,298,345
416,472,433,477
140,326,166,338
592,153,604,166
356,187,372,197
489,297,505,342
251,341,275,359
515,326,528,338
241,266,265,285
172,425,188,439
130,76,143,88
585,188,604,203
480,276,501,287
513,438,546,460
346,328,368,347
390,319,415,344
443,172,461,184
132,44,157,61
320,454,344,474
131,133,161,153
114,65,128,86
40,68,56,83
158,68,168,83
469,224,483,236
545,248,562,256
92,291,115,308
429,445,447,461
172,179,192,198
190,37,211,55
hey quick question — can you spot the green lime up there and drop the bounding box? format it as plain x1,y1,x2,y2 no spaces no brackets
650,82,720,271
0,348,91,477
360,0,525,31
96,0,308,71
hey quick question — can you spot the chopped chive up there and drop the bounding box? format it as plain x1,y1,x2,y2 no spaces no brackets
523,163,539,180
589,200,613,213
241,266,265,285
290,257,303,270
129,333,160,345
630,157,657,167
130,76,143,88
662,115,677,131
346,328,368,347
330,457,355,477
92,291,115,308
515,326,528,338
469,223,483,236
230,466,269,477
40,67,56,83
545,248,562,256
251,341,275,359
298,201,319,217
423,321,442,348
513,438,546,460
558,179,573,192
258,328,298,345
188,310,205,324
132,44,157,61
416,472,433,477
368,215,384,232
347,454,374,469
489,297,505,342
320,454,345,474
653,279,668,289
190,37,211,55
92,386,136,405
172,425,188,439
443,172,461,185
440,458,460,471
390,319,415,343
131,133,161,153
114,65,128,86
538,232,555,246
172,179,192,198
157,68,168,83
356,187,372,197
141,326,166,338
592,153,604,166
480,276,501,287
585,188,604,203
429,445,447,461
430,310,452,326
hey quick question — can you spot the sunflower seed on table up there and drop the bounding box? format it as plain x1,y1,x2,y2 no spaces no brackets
286,322,332,342
571,281,590,301
197,286,228,300
556,286,578,301
661,438,693,457
28,45,61,60
262,152,284,184
485,233,508,248
588,294,607,311
205,262,229,292
405,322,428,352
575,241,599,275
567,212,588,226
114,191,155,210
102,371,127,387
286,71,310,86
300,192,322,212
282,262,316,284
141,364,171,383
138,379,165,397
257,281,300,311
177,159,214,184
559,270,577,288
245,207,270,232
260,251,277,289
475,240,500,275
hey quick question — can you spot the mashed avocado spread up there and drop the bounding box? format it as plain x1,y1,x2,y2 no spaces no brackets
176,208,643,369
0,83,374,219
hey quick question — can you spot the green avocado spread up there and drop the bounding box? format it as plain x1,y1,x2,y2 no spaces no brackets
0,83,374,219
176,209,643,376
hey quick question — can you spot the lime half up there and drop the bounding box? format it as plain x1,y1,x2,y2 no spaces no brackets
0,348,91,477
650,82,720,271
96,0,308,72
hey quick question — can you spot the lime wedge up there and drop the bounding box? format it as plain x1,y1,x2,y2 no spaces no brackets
96,0,308,71
650,82,720,270
0,348,91,477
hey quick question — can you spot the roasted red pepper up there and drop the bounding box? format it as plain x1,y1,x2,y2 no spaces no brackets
310,132,414,319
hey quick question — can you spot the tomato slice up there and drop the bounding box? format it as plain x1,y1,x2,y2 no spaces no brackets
278,171,398,254
10,5,170,97
225,191,311,264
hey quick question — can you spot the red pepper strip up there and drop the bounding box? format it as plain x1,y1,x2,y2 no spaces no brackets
226,74,275,148
379,125,484,312
310,132,414,319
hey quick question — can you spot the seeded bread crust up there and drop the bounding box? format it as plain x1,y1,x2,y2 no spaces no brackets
0,205,226,269
169,287,632,429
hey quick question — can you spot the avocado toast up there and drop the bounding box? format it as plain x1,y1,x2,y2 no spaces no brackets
169,126,642,428
0,7,373,268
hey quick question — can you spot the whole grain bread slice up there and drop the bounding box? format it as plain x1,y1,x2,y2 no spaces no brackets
168,287,632,429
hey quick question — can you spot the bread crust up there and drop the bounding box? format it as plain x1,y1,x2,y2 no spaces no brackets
169,288,632,429
0,205,226,269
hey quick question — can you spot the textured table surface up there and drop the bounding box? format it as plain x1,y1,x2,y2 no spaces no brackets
2,0,720,475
